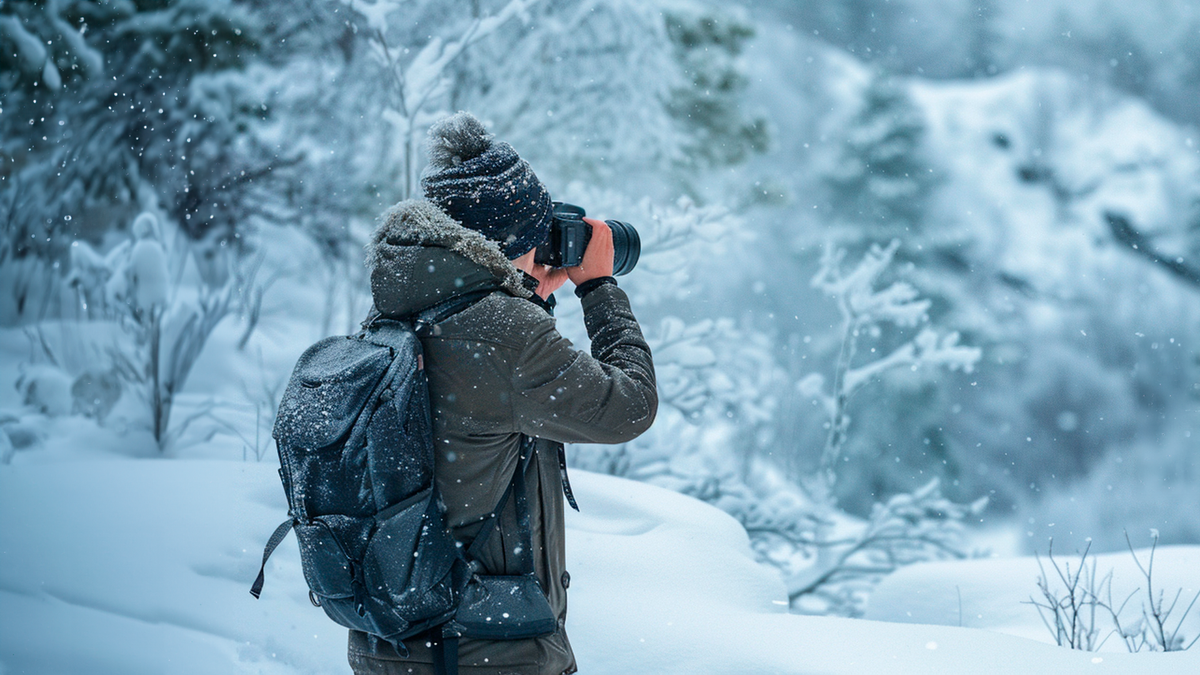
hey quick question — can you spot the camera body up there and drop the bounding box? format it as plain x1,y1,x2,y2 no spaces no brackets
534,202,640,276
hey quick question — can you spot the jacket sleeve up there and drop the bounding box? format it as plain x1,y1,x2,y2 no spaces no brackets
511,283,657,444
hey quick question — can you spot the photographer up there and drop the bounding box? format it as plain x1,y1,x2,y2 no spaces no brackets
349,112,657,675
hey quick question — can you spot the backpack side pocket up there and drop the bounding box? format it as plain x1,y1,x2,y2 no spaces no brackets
448,574,557,640
360,488,460,640
294,516,376,634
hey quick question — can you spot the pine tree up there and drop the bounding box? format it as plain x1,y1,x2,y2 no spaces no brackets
0,0,281,259
445,0,688,186
824,72,936,238
663,1,770,169
965,0,1001,78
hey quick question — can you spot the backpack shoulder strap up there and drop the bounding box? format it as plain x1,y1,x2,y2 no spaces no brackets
359,288,495,336
413,288,496,335
464,436,537,570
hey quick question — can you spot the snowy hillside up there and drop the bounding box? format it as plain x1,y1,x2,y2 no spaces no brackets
912,69,1200,296
739,27,1200,549
2,461,1197,674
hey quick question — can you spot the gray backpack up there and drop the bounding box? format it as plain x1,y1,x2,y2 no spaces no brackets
251,291,556,675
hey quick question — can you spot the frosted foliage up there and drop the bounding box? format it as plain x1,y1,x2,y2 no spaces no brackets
786,480,988,616
0,16,47,71
571,311,783,502
453,0,687,180
0,4,105,93
346,0,541,198
0,0,291,331
61,212,237,450
842,329,978,393
763,241,984,615
650,317,774,423
812,242,929,327
805,241,980,447
49,14,103,76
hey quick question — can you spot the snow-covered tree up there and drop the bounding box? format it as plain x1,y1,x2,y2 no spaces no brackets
0,0,280,257
446,0,688,187
662,1,770,171
824,71,938,239
66,211,236,450
337,0,541,201
777,242,985,615
802,241,982,496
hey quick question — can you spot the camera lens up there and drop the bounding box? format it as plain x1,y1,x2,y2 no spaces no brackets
605,220,640,276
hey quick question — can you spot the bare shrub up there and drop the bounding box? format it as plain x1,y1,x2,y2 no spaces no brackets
1028,533,1199,652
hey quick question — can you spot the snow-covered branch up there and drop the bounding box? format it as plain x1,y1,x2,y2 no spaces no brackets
346,0,540,198
786,479,988,613
68,212,238,450
770,241,986,614
805,240,981,485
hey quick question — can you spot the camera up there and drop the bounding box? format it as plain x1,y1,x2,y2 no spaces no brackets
534,202,640,276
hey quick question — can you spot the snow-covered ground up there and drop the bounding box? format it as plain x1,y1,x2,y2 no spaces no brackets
2,460,1197,674
867,545,1200,650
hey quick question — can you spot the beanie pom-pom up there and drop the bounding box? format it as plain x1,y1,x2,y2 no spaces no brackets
426,112,493,170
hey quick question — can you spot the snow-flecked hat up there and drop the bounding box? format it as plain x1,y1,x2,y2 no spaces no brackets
420,112,553,260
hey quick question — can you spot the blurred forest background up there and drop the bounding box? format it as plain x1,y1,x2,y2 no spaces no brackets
2,0,1198,616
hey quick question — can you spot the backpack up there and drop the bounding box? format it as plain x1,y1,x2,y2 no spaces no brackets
250,291,556,675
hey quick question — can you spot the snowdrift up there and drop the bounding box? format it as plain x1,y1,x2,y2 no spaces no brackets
2,461,1197,674
867,546,1200,650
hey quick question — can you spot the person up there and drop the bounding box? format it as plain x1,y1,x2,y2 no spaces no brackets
348,112,658,675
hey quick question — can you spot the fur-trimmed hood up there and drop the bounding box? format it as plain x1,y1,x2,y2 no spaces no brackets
366,199,532,318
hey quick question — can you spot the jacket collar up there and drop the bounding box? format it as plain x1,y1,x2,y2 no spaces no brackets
366,199,533,300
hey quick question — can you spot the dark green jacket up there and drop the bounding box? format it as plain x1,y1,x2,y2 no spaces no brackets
348,200,657,675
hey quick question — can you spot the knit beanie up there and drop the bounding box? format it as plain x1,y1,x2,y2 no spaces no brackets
420,112,553,260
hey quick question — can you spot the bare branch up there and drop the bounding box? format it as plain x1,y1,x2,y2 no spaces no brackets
1106,211,1200,289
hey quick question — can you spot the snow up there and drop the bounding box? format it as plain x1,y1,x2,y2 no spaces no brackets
13,366,73,418
2,460,1196,674
867,547,1200,651
909,69,1200,294
126,240,171,313
3,9,1199,672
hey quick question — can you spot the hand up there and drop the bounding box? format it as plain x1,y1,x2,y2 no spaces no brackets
528,263,569,300
568,217,614,285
